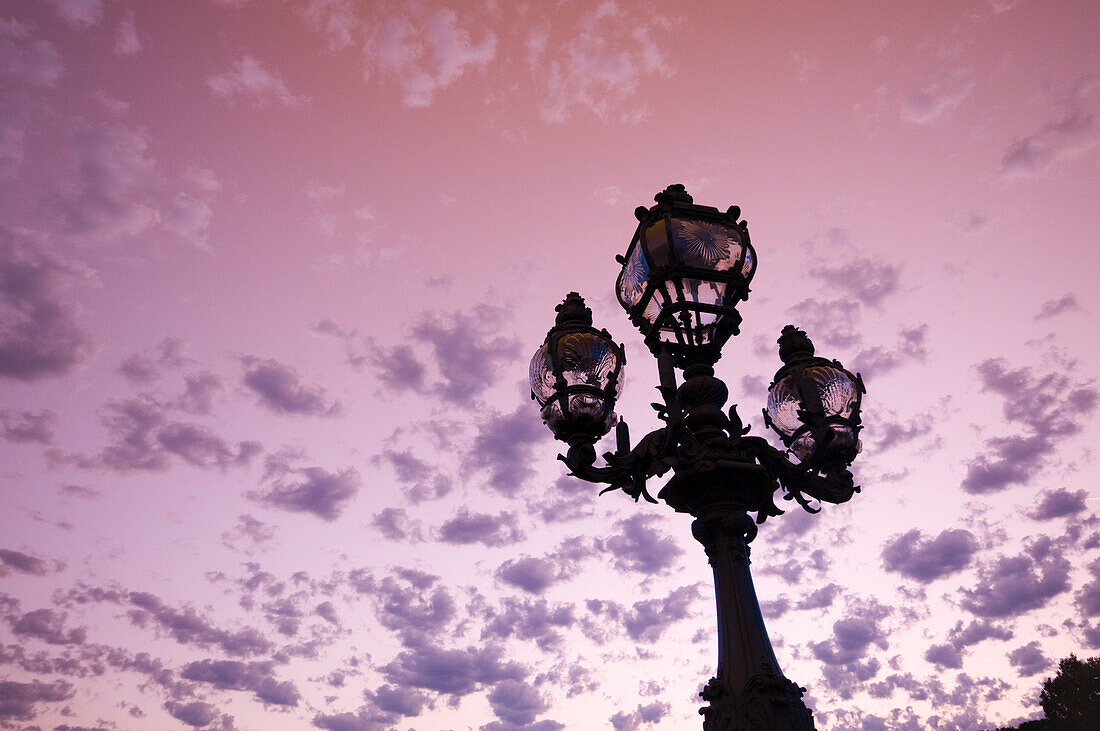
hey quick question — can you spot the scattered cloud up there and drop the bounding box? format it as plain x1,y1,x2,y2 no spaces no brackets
901,66,975,124
207,56,308,107
436,508,525,547
999,77,1098,180
363,7,496,108
1034,293,1081,320
961,357,1098,494
0,408,58,444
958,537,1071,618
0,549,49,577
881,528,979,582
249,448,360,521
241,357,342,416
0,229,96,381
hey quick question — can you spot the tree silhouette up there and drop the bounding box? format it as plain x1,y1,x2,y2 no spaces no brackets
994,654,1100,730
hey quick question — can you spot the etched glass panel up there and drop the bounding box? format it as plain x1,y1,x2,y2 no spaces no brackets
766,376,802,437
670,219,741,271
528,343,556,404
807,366,858,418
618,243,649,309
558,332,617,389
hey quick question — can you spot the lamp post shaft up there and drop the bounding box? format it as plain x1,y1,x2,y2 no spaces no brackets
693,504,816,731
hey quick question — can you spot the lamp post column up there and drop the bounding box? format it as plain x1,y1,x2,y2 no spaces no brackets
691,501,815,730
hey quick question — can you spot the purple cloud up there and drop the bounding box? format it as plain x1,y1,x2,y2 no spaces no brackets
374,447,452,504
958,538,1070,618
808,257,902,307
250,450,360,521
181,659,300,707
881,528,979,582
598,514,683,576
480,597,576,651
1007,641,1049,676
1029,487,1088,520
465,403,550,497
0,549,48,576
437,508,525,547
10,608,86,645
0,229,95,381
586,584,701,643
961,358,1097,494
117,337,188,384
610,700,671,730
1035,293,1081,320
487,679,552,726
0,409,58,444
0,679,74,722
380,644,525,697
47,396,261,474
371,507,423,541
242,357,341,416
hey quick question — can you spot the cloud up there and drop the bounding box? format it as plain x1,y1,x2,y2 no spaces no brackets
364,7,496,108
0,549,49,576
999,77,1098,180
10,608,86,645
597,514,683,576
958,538,1070,618
242,357,342,416
1007,641,1049,676
114,10,141,55
0,409,57,444
1035,293,1081,320
302,0,360,51
374,447,452,504
48,396,260,473
785,298,862,350
437,508,525,547
495,556,565,594
610,701,671,730
480,597,576,651
487,679,552,726
0,229,96,381
372,507,423,541
1029,487,1088,520
379,643,525,697
881,528,979,582
59,120,163,243
961,357,1097,494
117,337,188,384
586,584,701,643
0,679,74,722
808,258,902,307
0,18,64,89
809,597,892,668
164,700,219,728
533,3,677,123
410,305,521,404
180,659,300,706
250,449,360,521
172,371,227,415
49,0,103,29
854,325,928,376
901,67,975,124
221,514,277,553
207,55,308,106
373,571,456,648
464,403,550,497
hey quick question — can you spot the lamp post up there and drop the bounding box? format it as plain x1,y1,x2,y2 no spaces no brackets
529,185,866,730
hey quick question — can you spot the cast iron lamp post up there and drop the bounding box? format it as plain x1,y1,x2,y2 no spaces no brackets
529,185,866,730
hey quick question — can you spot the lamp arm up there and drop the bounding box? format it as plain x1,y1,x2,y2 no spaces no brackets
557,422,673,504
739,436,860,509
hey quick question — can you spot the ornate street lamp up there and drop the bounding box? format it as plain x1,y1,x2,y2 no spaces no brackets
529,185,867,730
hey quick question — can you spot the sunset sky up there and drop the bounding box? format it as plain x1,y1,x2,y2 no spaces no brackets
2,1,1099,729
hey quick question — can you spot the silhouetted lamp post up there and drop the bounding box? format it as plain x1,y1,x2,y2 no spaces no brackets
529,185,866,730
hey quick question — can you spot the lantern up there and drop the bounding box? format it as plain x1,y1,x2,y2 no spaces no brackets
530,293,625,443
615,184,756,367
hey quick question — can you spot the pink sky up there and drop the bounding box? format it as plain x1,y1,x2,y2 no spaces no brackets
1,0,1099,729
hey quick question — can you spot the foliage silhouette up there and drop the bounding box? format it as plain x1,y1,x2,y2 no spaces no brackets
993,654,1100,730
